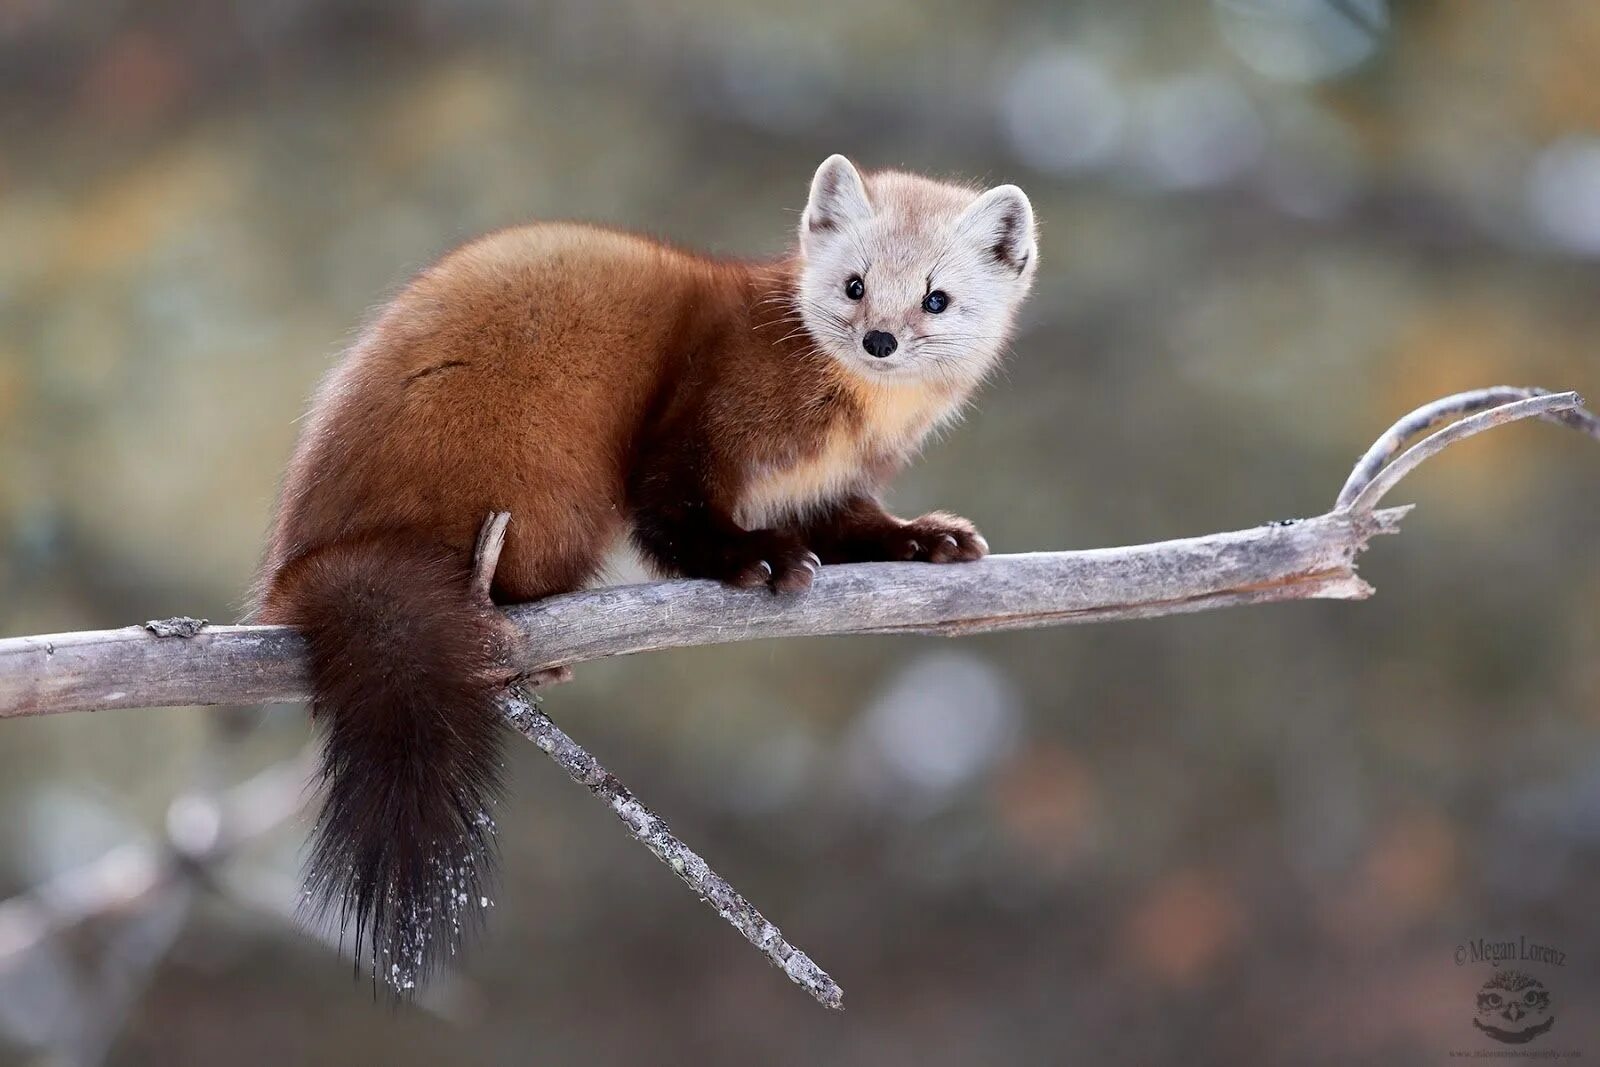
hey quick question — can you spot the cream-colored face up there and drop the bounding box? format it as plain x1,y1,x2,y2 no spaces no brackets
794,155,1038,387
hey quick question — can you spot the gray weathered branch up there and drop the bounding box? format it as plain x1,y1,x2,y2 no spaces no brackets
0,509,1401,717
1336,386,1599,509
502,690,845,1009
0,385,1595,1011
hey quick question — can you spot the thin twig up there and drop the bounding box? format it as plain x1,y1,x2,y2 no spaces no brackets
470,510,511,605
502,689,845,1009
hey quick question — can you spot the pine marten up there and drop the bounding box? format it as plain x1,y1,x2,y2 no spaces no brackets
255,155,1038,989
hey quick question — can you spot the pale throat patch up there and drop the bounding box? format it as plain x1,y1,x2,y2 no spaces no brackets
734,374,968,529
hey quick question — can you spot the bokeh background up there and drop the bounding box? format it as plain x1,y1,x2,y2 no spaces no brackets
2,1,1599,1064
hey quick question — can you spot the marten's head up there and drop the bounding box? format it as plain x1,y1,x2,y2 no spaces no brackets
795,154,1036,386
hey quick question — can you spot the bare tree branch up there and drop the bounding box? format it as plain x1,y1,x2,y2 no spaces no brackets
0,385,1595,1011
0,508,1406,717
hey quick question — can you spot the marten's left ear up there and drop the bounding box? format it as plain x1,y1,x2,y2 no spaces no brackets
959,185,1036,276
801,155,873,247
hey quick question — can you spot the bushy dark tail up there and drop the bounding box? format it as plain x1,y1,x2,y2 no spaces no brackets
261,534,508,992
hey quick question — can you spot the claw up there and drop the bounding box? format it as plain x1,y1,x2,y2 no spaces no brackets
732,558,774,588
773,558,817,594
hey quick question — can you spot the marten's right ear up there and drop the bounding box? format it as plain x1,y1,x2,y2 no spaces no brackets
959,184,1036,277
801,155,873,247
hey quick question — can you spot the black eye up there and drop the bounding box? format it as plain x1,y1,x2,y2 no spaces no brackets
844,276,865,300
922,290,949,314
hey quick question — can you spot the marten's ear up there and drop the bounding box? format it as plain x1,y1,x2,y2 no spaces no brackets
959,184,1036,276
801,155,873,246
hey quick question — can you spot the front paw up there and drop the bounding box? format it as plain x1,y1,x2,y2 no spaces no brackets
894,512,989,563
717,531,821,594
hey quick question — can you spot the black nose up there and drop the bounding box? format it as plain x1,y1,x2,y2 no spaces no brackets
862,330,898,358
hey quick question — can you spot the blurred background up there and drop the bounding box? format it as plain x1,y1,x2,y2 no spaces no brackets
2,1,1598,1063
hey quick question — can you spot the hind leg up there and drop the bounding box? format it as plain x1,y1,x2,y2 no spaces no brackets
491,505,616,604
457,457,622,607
